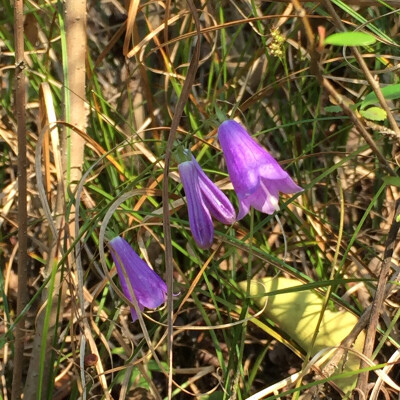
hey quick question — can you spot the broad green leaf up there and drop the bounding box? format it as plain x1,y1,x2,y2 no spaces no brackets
240,277,365,394
324,32,376,46
360,107,387,121
332,0,395,45
361,83,400,109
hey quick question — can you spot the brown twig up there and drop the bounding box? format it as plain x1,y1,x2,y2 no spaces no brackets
162,1,201,398
12,1,28,399
357,200,400,393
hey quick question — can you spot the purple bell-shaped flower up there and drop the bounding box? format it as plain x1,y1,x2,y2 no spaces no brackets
178,153,236,249
109,236,167,322
218,120,302,220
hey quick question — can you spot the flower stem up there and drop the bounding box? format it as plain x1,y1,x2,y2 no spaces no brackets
275,214,288,262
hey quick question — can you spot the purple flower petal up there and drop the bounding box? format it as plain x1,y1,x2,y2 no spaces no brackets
218,120,302,219
178,161,214,249
192,157,236,225
178,155,236,248
237,181,280,220
109,236,167,322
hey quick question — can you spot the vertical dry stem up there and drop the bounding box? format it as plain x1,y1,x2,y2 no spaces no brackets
357,201,400,393
12,1,28,399
162,1,201,397
62,2,112,398
63,0,86,188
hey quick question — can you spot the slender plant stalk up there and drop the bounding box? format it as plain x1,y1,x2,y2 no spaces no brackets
63,2,110,398
63,0,86,188
12,1,28,399
62,0,97,397
162,1,200,397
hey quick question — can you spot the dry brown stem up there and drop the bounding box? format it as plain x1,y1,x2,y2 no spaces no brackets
12,0,28,399
162,1,201,397
357,200,400,394
61,1,111,398
63,0,86,188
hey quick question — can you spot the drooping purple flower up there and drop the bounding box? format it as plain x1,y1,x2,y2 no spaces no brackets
218,120,302,220
178,154,236,249
109,236,167,322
